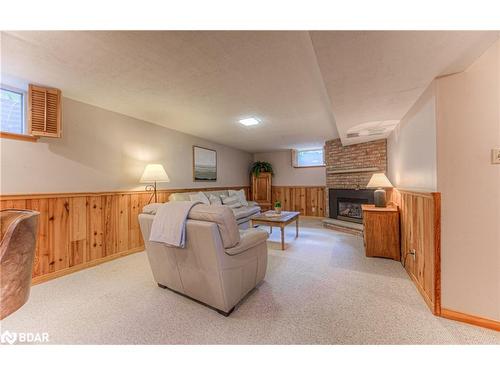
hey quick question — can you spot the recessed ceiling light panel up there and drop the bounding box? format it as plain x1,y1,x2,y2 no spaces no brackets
239,117,260,126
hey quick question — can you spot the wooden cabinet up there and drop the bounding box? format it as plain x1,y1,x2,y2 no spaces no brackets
362,204,400,261
251,172,272,211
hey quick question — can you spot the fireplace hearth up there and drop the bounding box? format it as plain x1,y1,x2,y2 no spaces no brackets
329,189,373,224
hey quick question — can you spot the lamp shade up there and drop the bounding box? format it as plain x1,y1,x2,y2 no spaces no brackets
367,173,393,188
140,164,170,183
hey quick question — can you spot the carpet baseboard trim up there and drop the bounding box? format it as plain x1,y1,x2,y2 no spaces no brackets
441,308,500,332
31,246,144,285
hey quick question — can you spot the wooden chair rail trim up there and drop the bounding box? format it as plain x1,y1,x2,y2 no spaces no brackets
31,246,144,285
395,188,438,197
441,308,500,332
0,186,250,201
272,185,326,189
0,131,39,142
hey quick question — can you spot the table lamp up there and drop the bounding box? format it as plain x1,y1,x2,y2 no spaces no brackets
367,173,393,207
140,164,170,203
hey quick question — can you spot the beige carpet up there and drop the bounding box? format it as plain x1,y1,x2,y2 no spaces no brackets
2,218,499,344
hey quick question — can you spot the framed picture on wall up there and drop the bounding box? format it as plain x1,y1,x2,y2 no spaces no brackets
193,146,217,181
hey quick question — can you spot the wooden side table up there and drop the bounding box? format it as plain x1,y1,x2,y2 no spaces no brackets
362,204,400,261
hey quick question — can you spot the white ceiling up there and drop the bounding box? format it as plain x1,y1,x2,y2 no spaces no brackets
310,31,500,144
1,31,499,151
0,31,337,153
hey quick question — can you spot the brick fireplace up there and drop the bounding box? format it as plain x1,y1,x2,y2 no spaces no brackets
324,138,387,220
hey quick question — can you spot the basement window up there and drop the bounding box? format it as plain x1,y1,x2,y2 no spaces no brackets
0,85,39,142
0,86,26,134
292,148,325,168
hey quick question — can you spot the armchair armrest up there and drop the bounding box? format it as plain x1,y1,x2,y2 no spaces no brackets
247,201,259,207
224,228,268,255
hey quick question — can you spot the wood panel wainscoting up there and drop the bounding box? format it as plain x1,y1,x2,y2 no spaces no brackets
0,186,250,285
271,186,326,217
391,189,441,315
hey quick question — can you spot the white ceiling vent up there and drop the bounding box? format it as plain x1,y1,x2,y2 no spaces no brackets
346,120,399,141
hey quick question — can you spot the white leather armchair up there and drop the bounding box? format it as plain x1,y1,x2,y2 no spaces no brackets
139,205,268,316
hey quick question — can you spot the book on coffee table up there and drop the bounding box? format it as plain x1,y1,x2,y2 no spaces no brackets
264,211,282,218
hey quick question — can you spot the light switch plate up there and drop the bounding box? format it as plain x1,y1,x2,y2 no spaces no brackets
492,149,500,164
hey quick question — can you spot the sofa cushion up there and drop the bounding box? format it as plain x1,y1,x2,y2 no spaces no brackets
208,194,222,206
232,205,261,220
228,189,248,206
236,217,250,225
189,192,210,205
168,192,191,202
142,199,260,219
188,205,240,248
222,195,242,209
169,190,229,202
206,190,229,199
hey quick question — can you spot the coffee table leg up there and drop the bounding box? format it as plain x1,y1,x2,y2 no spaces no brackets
296,218,299,238
281,225,285,250
270,226,273,234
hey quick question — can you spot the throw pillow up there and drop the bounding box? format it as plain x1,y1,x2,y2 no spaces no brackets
228,189,248,206
208,194,222,206
222,195,243,209
189,192,210,205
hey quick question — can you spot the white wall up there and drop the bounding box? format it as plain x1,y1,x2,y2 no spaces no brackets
387,40,500,321
253,150,326,186
436,40,500,321
0,97,253,194
387,82,437,191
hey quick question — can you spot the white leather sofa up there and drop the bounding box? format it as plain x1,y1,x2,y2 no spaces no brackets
139,204,268,316
168,190,260,229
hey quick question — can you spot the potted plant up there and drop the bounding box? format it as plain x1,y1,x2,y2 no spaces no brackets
250,161,274,177
274,200,282,214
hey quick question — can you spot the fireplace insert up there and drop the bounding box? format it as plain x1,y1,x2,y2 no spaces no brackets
329,189,374,224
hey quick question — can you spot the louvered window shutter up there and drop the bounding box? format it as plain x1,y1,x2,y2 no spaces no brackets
28,84,62,137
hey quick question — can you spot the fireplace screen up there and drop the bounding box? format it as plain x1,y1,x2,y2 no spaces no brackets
329,189,373,224
338,201,363,220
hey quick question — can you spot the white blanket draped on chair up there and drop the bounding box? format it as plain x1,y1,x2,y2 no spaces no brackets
149,201,201,248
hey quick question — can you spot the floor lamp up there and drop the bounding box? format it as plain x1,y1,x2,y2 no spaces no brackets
140,164,170,204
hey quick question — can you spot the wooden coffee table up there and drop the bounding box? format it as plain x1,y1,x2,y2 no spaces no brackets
250,211,300,250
